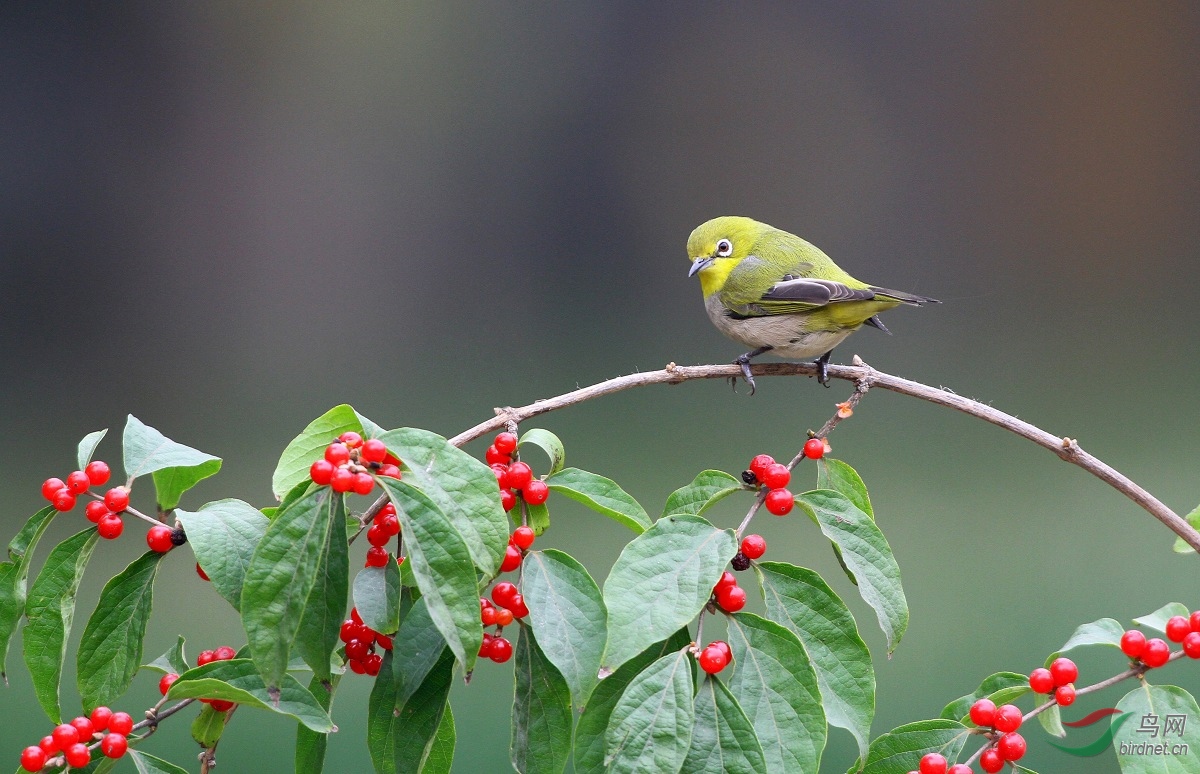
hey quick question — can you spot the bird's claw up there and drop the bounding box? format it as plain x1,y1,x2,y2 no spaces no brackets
814,351,833,387
731,354,757,395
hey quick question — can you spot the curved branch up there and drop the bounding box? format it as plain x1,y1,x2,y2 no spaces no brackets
447,360,1200,553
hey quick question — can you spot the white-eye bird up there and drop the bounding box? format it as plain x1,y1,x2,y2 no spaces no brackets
687,216,938,391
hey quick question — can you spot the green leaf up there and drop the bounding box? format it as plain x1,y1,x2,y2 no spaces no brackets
122,415,222,509
23,527,100,722
684,676,768,774
1133,604,1192,634
522,549,607,708
367,648,455,774
0,506,57,680
526,501,551,536
545,468,650,534
378,477,481,675
796,490,908,654
294,496,349,681
374,590,446,712
662,470,744,519
354,409,387,439
143,635,189,675
176,499,270,612
167,659,335,732
352,561,402,635
1055,617,1125,656
77,551,165,711
377,427,509,577
600,514,736,674
272,405,363,499
573,629,691,773
518,428,566,476
129,750,192,774
941,672,1030,722
855,719,970,774
76,429,108,469
511,625,573,774
816,458,874,519
1037,702,1065,739
604,649,695,773
191,702,228,747
757,561,874,760
728,613,826,773
424,703,456,774
241,487,341,692
1172,504,1200,554
295,673,339,773
1113,683,1200,774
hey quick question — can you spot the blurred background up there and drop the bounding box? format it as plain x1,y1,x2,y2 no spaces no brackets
2,3,1198,771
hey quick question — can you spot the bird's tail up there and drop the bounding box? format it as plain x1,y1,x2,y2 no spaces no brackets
869,286,940,306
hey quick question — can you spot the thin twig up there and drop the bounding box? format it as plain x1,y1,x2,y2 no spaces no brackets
443,360,1200,552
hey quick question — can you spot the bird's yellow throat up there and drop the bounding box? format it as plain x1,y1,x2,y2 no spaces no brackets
696,259,737,299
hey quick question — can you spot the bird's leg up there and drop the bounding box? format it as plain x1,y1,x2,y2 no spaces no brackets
814,349,834,387
732,346,773,395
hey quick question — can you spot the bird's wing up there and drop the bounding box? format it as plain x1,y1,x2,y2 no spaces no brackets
723,275,877,317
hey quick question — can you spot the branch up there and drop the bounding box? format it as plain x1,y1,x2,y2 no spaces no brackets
446,359,1200,553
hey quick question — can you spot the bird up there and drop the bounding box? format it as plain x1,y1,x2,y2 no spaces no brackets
686,216,938,392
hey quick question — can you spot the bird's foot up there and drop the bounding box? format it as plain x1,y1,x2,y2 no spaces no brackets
732,353,757,395
814,350,833,387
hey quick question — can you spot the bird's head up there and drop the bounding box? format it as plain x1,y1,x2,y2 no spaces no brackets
686,216,771,297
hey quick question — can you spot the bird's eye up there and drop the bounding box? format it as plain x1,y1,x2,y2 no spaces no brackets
715,238,733,257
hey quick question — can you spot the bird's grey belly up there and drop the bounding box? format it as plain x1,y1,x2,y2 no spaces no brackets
705,296,855,359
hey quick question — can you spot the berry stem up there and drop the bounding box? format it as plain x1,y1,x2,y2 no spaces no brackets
85,492,164,528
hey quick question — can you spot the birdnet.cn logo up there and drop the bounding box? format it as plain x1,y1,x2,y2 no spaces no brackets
1049,708,1190,757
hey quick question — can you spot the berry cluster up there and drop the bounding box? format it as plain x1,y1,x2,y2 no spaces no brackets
341,607,392,676
478,582,529,664
730,534,766,571
711,571,746,613
743,454,794,516
19,707,134,771
365,502,402,568
501,525,536,573
1028,656,1077,706
697,640,732,674
146,523,186,553
159,646,239,711
487,432,549,513
42,462,135,541
309,432,401,494
967,699,1026,772
1122,609,1200,665
907,753,972,774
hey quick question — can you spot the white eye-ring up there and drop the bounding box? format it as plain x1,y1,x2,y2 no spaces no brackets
715,238,733,257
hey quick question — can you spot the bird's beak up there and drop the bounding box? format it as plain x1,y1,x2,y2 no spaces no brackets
688,256,715,278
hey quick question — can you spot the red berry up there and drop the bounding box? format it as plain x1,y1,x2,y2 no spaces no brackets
508,593,529,619
104,487,129,512
345,639,370,661
348,658,366,674
500,544,523,572
481,605,497,626
340,620,365,643
748,454,775,482
479,632,494,656
97,513,124,539
1191,610,1200,632
90,705,112,731
52,724,80,749
38,735,56,755
948,766,973,774
491,464,510,489
70,715,94,739
324,442,350,465
1049,657,1078,686
360,438,388,463
993,704,1023,733
376,512,400,536
1183,631,1200,659
159,673,179,695
365,546,389,567
51,489,76,512
714,571,737,593
352,472,375,496
507,462,533,491
215,645,236,660
64,743,91,769
197,649,216,666
376,634,393,651
367,523,390,547
146,525,174,553
108,712,133,736
489,636,513,663
210,699,235,712
1121,629,1147,658
511,526,536,550
697,643,730,674
997,731,1026,761
20,745,46,772
1055,683,1076,706
41,477,66,501
1142,637,1171,667
100,733,128,759
66,470,91,495
918,753,947,774
196,562,210,581
492,582,519,609
761,463,791,490
803,438,825,459
494,432,518,455
523,479,549,505
740,534,766,560
494,607,514,626
1028,667,1054,694
309,459,334,485
716,584,746,613
1166,615,1191,643
350,607,363,625
330,467,355,493
377,464,402,479
485,445,510,466
979,747,1004,773
764,488,793,516
85,500,110,523
500,489,516,512
364,653,382,676
969,698,996,727
85,460,111,486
